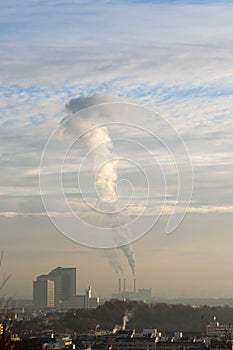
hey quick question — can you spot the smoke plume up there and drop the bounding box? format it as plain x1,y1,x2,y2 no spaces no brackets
112,313,132,333
63,93,136,277
120,244,135,277
112,324,121,334
122,312,132,331
105,249,124,278
122,315,129,331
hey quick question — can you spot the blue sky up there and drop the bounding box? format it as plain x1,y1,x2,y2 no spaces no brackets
1,0,233,298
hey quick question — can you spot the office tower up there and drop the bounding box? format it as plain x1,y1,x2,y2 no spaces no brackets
33,267,77,309
48,267,76,308
33,275,55,308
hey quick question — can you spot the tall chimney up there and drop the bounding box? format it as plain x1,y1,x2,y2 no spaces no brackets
123,278,126,292
118,278,121,293
133,278,136,294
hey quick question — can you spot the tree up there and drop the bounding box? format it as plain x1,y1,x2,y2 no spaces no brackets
0,252,11,291
0,251,14,350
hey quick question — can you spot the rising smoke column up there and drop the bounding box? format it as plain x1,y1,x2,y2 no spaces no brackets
62,93,136,277
112,312,132,333
120,244,135,277
105,249,124,278
122,314,130,331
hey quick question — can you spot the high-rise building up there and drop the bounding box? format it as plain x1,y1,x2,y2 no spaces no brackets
48,267,76,308
33,275,55,308
33,267,77,309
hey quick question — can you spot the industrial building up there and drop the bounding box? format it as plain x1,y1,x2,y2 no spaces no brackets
112,278,153,302
61,286,100,310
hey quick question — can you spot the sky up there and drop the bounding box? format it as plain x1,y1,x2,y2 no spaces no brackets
0,0,233,299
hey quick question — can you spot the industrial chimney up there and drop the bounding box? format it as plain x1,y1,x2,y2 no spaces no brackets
133,278,136,294
123,278,126,292
118,278,122,293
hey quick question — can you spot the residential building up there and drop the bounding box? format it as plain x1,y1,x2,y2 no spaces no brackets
206,316,233,338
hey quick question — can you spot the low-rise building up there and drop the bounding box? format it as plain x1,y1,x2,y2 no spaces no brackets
206,317,233,338
61,286,100,310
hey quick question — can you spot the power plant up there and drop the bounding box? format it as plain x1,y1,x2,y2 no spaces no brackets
118,277,135,294
113,278,152,302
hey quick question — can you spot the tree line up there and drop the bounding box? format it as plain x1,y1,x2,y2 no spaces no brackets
20,300,233,334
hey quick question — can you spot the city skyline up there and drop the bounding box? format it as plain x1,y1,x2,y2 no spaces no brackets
1,0,233,300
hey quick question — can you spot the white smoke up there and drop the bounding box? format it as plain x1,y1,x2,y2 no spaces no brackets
122,315,129,331
122,312,133,331
120,244,135,277
62,93,136,277
112,313,132,333
112,324,121,334
63,93,120,203
105,250,124,278
80,126,118,202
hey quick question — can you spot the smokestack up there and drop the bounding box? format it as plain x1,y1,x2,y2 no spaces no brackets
133,278,136,294
123,278,126,292
118,278,121,293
